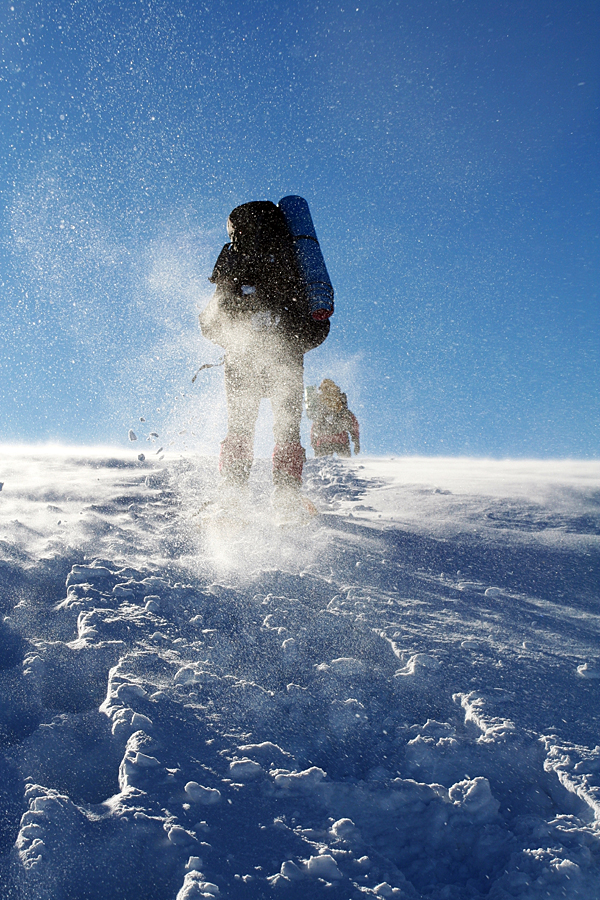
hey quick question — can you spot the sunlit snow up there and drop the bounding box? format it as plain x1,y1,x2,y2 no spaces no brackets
1,447,599,899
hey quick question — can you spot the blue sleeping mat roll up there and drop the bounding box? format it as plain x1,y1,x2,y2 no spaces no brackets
278,195,334,320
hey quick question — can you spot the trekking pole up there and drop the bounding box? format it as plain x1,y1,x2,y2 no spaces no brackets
191,357,224,384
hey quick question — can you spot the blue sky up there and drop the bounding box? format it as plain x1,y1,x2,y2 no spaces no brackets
1,0,598,457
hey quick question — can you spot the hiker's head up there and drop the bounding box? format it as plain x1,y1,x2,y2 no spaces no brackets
226,201,288,254
319,379,344,411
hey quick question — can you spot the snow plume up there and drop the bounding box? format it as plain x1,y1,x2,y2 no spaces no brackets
6,156,222,446
8,158,130,341
111,228,227,458
97,221,225,453
5,158,364,461
304,347,365,394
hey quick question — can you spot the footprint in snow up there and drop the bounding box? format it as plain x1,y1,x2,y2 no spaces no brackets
395,653,441,678
576,661,600,679
461,640,482,650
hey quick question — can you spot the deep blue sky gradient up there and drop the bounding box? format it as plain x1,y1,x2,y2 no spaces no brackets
1,0,598,456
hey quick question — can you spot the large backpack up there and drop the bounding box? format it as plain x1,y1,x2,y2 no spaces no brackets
203,200,330,353
210,201,298,302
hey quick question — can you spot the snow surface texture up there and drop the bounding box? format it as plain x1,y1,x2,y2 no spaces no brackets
1,447,599,900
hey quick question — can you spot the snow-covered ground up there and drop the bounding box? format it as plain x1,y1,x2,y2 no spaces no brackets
1,447,599,899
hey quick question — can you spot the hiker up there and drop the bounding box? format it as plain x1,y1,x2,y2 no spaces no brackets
305,379,360,458
199,198,332,517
